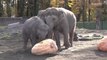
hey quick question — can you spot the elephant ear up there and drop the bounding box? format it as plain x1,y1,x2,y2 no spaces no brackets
57,10,66,23
58,10,65,18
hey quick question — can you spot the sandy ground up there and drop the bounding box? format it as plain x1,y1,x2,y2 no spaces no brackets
0,26,107,60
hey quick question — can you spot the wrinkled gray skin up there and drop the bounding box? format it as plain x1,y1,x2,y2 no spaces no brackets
22,16,49,50
37,7,76,50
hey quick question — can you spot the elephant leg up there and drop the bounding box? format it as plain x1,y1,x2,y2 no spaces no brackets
69,27,75,47
63,31,71,49
54,31,61,50
46,30,53,39
23,33,29,50
73,32,79,41
69,32,74,47
30,34,37,47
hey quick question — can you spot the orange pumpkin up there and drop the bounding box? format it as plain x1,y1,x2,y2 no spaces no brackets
31,39,58,55
97,38,107,52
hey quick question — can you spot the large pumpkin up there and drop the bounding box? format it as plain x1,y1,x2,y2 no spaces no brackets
31,39,58,55
97,37,107,52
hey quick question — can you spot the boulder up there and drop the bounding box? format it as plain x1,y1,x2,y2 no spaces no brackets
98,37,107,52
31,39,58,55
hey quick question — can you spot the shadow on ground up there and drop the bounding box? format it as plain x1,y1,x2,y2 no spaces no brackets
0,48,56,60
94,50,107,57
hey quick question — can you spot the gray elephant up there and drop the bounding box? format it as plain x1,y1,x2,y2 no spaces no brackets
22,16,49,50
37,7,77,49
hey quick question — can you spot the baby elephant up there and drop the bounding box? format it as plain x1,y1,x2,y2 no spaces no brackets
22,16,49,50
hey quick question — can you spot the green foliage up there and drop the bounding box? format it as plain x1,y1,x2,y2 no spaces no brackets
38,0,51,10
71,1,81,15
0,0,106,22
0,0,51,17
67,0,75,8
88,7,96,21
50,0,57,7
67,1,73,7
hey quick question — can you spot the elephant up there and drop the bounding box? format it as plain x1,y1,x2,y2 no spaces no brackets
37,7,77,50
22,16,49,50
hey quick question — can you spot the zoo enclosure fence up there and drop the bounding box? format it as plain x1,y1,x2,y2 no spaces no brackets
0,17,107,30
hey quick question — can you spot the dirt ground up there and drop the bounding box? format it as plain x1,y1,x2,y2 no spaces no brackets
0,26,107,60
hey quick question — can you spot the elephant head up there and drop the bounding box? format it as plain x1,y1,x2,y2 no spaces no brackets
37,23,49,40
38,7,65,30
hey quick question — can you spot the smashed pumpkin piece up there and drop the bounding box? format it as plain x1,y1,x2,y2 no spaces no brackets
31,39,58,55
98,38,107,52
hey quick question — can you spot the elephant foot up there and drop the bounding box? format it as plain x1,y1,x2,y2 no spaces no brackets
70,44,73,47
65,46,69,49
57,45,61,51
56,43,61,51
64,43,71,49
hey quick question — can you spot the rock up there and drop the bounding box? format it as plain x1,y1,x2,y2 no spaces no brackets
31,39,58,55
8,22,20,28
98,37,107,52
6,22,23,34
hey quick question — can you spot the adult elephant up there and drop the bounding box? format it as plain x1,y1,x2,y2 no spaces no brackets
22,16,49,50
37,7,77,50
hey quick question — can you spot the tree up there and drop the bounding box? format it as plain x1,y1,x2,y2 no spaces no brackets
0,0,4,17
88,0,91,21
26,0,39,17
17,0,25,17
38,0,51,10
5,0,11,17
